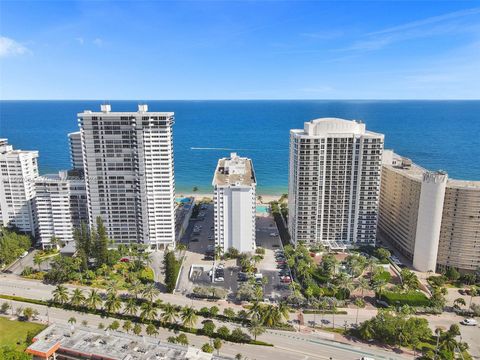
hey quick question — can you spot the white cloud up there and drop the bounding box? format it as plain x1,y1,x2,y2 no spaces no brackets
76,37,85,45
93,38,103,47
342,7,480,52
0,36,30,58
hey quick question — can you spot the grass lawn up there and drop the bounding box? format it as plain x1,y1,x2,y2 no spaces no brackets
0,317,46,350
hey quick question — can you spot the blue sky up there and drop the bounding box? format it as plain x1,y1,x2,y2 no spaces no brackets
1,1,479,100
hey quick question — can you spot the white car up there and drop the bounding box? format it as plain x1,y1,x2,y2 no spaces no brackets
361,357,376,360
461,318,478,326
269,233,278,237
20,251,28,258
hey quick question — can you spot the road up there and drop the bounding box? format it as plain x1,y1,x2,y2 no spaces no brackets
0,274,415,360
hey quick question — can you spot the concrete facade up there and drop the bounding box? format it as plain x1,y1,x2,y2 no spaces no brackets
78,104,176,249
378,150,480,273
34,171,74,248
288,118,384,248
0,139,38,235
213,153,256,254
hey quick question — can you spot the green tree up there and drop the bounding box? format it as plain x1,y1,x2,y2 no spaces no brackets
453,297,466,310
146,323,158,337
70,288,86,307
122,320,133,333
202,320,216,337
139,302,158,322
104,292,122,314
22,307,34,320
0,228,31,267
445,267,460,281
248,317,265,341
141,283,160,302
213,338,222,355
180,306,198,329
400,269,419,291
201,343,214,353
108,320,120,331
1,302,11,314
123,298,138,316
217,325,230,338
81,320,88,326
176,333,189,345
86,289,103,310
160,303,178,324
0,346,32,360
223,307,236,321
374,248,391,262
93,217,109,266
52,285,69,304
68,316,76,325
132,323,142,336
354,298,366,325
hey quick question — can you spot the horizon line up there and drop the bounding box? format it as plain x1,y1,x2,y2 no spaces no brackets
1,98,479,102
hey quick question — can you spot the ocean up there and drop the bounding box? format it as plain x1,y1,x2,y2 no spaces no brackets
1,100,479,195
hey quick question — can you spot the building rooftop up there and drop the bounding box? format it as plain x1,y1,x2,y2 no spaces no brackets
291,117,384,138
213,152,256,187
382,150,480,189
78,104,174,117
27,323,231,360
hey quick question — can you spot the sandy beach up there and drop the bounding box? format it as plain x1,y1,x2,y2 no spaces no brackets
177,192,283,203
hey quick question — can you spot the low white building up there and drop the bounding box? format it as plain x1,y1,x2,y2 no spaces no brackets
213,153,256,254
34,171,74,248
0,139,38,235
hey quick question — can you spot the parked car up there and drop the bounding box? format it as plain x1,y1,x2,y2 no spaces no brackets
20,251,28,258
461,318,478,326
120,257,130,263
269,233,278,237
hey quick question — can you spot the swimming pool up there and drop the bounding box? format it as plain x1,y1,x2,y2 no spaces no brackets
256,205,270,214
176,197,191,203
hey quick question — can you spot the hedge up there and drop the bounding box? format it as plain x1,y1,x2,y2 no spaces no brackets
379,291,430,307
164,251,181,293
0,294,275,346
303,309,348,315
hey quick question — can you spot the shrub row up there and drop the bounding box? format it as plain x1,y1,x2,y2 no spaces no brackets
0,294,274,347
164,251,181,293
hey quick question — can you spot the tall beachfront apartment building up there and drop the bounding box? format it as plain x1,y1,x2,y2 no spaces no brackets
34,171,74,248
288,118,384,249
378,150,480,273
213,153,256,254
68,131,84,170
78,104,176,249
0,139,38,235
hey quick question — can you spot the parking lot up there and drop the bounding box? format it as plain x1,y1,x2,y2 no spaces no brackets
176,200,291,301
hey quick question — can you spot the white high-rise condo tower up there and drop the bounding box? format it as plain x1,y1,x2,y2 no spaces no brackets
68,131,84,170
34,171,74,248
0,139,39,235
213,153,256,254
288,118,384,249
78,104,176,249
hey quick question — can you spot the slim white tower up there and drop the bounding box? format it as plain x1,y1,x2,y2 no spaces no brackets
413,171,448,272
68,131,84,170
213,153,256,254
288,118,384,248
78,104,176,249
0,140,38,234
34,171,74,248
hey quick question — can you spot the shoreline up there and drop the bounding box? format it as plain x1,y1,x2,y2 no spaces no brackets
176,192,284,203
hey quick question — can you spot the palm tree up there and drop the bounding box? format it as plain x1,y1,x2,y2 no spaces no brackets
124,298,138,316
277,302,290,322
146,323,159,337
123,320,133,333
354,298,365,325
372,278,387,298
261,305,281,327
248,317,265,341
140,302,158,322
104,292,122,314
335,273,355,296
70,289,85,308
86,289,102,310
248,301,262,321
52,285,69,304
180,306,198,329
141,284,159,302
33,255,43,271
68,317,76,325
356,277,370,297
318,300,329,327
161,303,178,324
128,279,144,300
